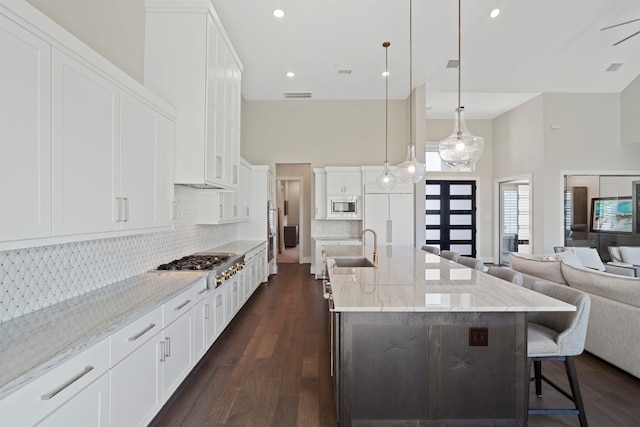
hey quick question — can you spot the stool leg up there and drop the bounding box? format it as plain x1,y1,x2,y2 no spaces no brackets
564,357,588,427
534,360,543,396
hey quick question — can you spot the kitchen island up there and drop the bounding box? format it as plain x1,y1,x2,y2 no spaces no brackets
324,245,574,427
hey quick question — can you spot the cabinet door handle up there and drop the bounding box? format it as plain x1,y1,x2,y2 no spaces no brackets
165,337,171,357
124,198,130,222
205,304,210,320
174,299,191,311
128,323,156,342
386,220,393,243
216,294,222,307
160,341,166,362
41,366,94,400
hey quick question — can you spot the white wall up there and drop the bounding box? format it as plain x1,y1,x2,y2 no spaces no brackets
622,73,640,145
27,0,144,83
241,100,409,167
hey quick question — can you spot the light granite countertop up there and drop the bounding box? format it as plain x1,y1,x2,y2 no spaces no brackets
0,271,207,400
325,245,576,313
0,239,266,400
204,240,266,255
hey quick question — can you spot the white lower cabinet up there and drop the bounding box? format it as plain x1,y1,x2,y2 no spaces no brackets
110,333,162,427
37,372,110,427
161,308,193,400
0,338,109,426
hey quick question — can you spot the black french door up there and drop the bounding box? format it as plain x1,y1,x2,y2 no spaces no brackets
425,180,477,257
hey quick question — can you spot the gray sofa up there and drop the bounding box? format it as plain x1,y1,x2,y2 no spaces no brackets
509,252,640,378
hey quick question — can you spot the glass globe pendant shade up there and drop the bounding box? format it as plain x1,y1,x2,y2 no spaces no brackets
396,143,426,184
376,161,397,191
437,107,485,171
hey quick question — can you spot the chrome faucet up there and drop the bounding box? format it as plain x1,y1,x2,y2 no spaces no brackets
360,228,378,267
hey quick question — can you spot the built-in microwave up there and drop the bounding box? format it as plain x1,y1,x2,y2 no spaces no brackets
327,196,361,219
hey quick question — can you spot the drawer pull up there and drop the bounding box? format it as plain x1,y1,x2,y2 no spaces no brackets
41,366,94,400
128,323,156,342
174,299,191,311
198,288,208,295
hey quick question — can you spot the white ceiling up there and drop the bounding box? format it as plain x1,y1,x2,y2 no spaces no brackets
210,0,640,119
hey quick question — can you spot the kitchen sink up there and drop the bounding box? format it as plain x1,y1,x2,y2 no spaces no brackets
333,256,376,268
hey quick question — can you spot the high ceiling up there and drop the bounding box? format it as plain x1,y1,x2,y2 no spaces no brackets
210,0,640,119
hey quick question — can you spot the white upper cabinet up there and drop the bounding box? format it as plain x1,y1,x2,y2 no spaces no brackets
325,167,362,195
145,0,242,189
0,2,176,250
120,93,174,230
0,16,52,242
314,169,327,219
52,49,121,236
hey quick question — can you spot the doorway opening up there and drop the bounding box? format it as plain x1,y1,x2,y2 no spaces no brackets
497,176,531,265
276,178,301,263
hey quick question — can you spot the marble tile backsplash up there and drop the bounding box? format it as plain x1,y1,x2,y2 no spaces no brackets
313,220,362,239
0,185,236,323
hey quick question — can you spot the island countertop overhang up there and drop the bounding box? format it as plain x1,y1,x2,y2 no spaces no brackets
323,244,576,313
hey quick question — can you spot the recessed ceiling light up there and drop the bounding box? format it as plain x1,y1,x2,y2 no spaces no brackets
286,71,295,77
490,8,500,18
381,71,390,77
273,9,285,18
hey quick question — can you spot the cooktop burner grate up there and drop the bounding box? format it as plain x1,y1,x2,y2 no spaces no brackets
157,254,231,271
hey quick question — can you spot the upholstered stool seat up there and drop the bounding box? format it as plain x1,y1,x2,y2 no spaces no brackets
486,266,523,285
421,245,440,255
527,281,591,427
439,250,460,262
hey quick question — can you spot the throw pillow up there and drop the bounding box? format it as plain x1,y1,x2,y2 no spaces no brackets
620,246,640,266
554,250,583,268
571,247,606,272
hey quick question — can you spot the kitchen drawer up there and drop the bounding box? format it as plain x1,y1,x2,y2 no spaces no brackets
163,277,207,327
0,338,109,426
110,306,162,367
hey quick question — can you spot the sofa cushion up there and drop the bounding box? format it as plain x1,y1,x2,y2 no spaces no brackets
561,262,640,308
509,252,567,285
571,247,606,271
620,246,640,265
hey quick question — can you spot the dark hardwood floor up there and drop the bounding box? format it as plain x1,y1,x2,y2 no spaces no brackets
150,263,640,426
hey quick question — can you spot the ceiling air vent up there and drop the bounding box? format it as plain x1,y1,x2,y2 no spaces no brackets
606,63,623,72
446,59,459,69
284,92,312,99
337,69,352,75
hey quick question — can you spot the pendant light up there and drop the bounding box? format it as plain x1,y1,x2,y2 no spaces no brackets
396,0,426,184
437,0,485,171
376,41,398,191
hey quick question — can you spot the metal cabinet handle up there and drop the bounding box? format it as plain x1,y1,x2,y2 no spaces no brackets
205,304,210,320
160,341,166,362
165,337,171,357
198,288,208,295
128,323,156,342
124,198,129,222
216,294,222,307
386,220,392,243
174,299,191,311
41,366,94,400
